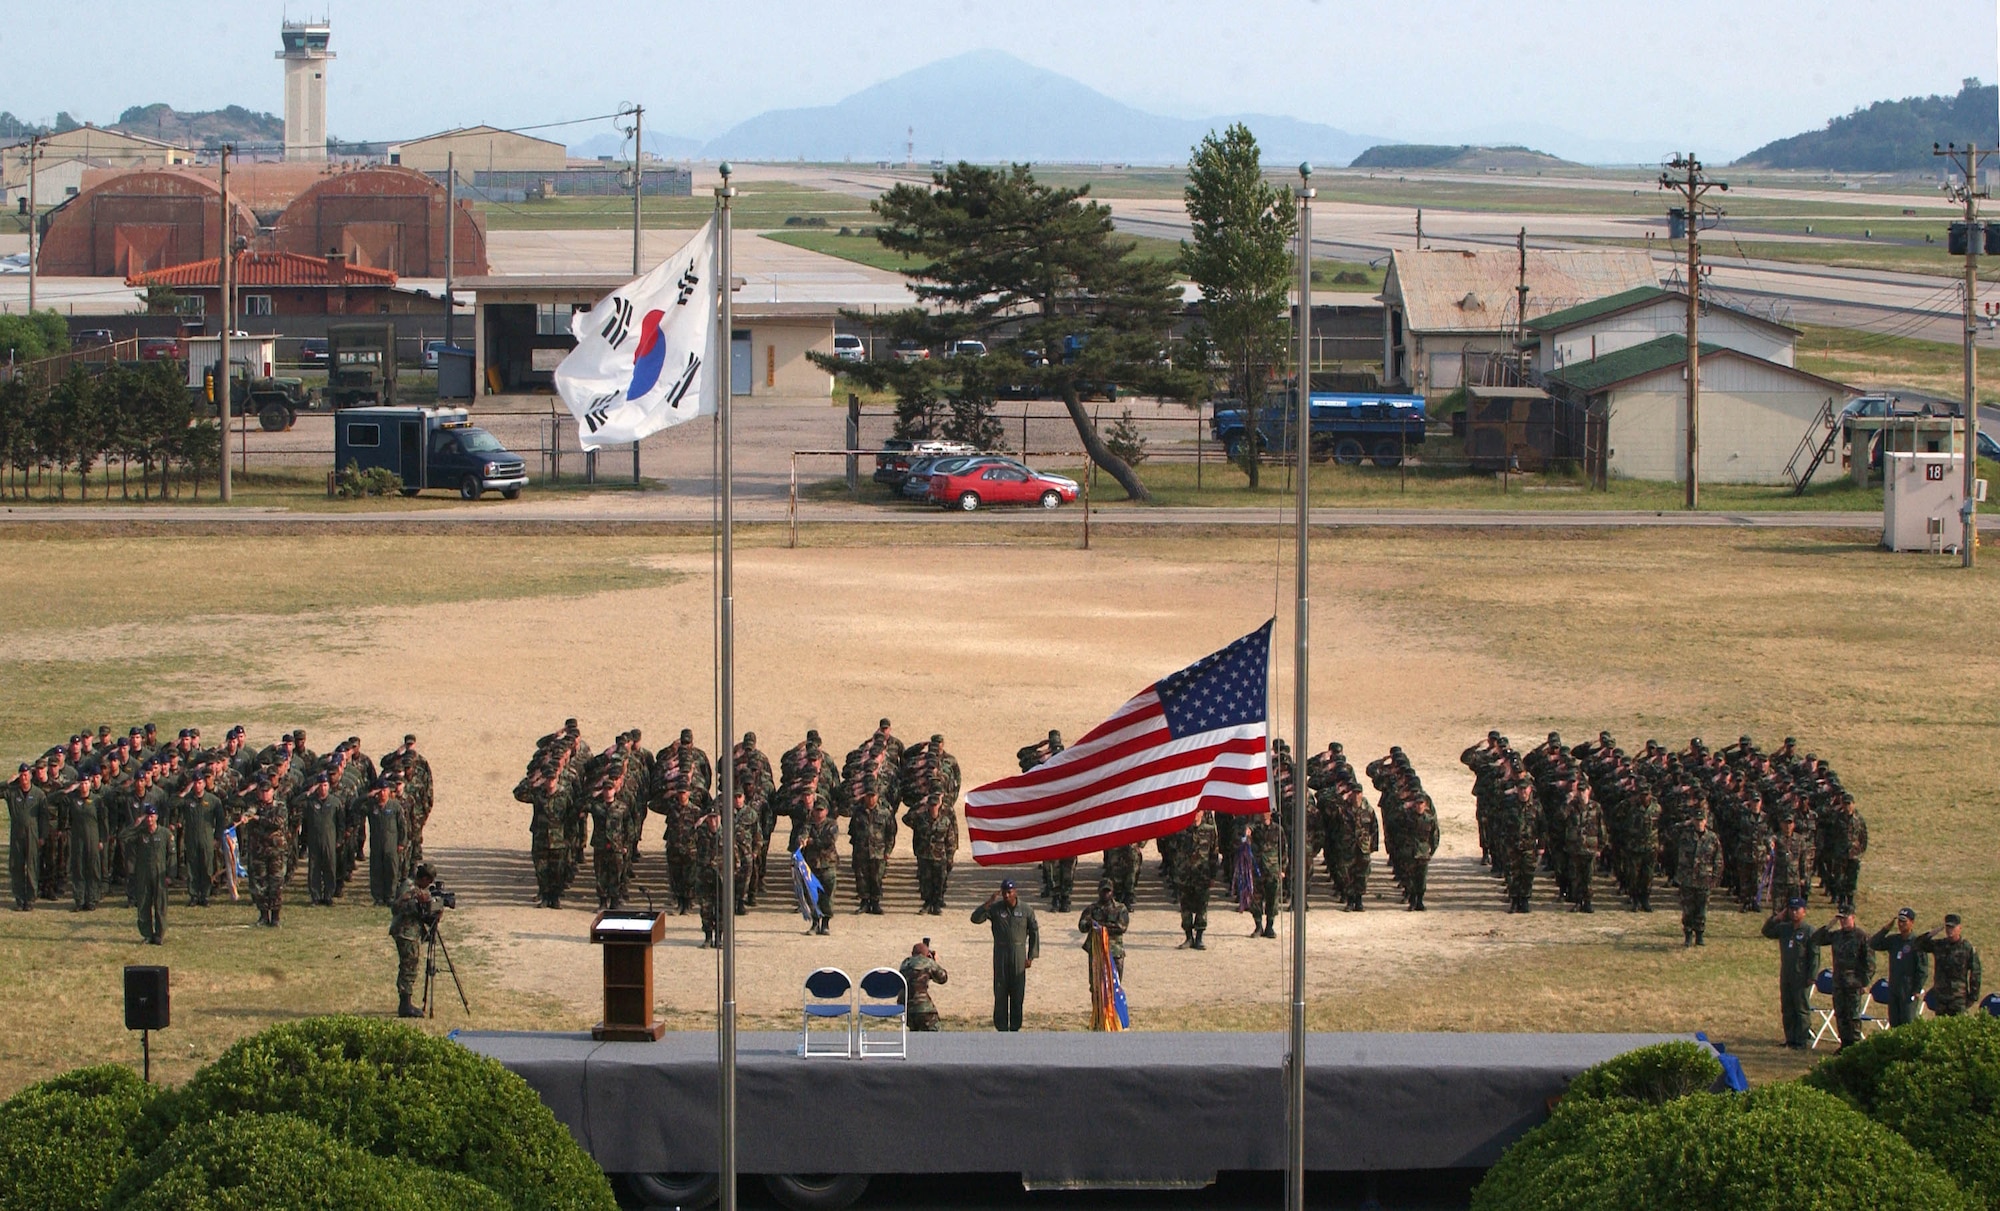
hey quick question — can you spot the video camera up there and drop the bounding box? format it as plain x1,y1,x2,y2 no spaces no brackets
429,881,457,912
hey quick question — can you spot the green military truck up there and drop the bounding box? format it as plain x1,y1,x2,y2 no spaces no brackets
185,335,315,431
326,323,399,410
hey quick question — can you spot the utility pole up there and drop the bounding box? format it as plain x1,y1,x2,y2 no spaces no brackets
25,135,39,312
1415,206,1423,249
630,105,644,275
1660,154,1726,510
219,145,233,503
443,151,456,349
714,163,738,1211
1515,227,1530,371
1936,141,1987,567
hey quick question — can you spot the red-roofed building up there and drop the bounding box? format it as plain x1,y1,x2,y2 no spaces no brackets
128,250,442,322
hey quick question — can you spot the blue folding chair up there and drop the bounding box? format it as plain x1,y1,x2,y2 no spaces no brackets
799,967,854,1058
1809,968,1839,1049
855,967,908,1059
1981,992,2000,1018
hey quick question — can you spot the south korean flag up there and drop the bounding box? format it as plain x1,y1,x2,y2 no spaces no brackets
554,219,720,450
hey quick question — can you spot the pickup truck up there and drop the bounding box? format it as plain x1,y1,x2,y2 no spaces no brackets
1210,391,1428,466
334,406,528,500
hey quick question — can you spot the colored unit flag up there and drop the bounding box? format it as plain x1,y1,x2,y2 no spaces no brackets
553,219,719,450
965,620,1273,866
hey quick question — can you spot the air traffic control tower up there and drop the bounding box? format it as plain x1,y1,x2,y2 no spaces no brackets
277,19,334,161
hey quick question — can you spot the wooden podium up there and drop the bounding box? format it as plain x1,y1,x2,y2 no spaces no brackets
589,910,667,1041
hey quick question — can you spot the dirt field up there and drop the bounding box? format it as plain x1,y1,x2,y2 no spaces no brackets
1,525,1995,1092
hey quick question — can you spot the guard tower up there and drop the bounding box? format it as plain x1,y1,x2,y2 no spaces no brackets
277,19,334,161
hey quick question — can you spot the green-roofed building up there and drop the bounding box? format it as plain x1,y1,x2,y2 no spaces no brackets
1524,286,1801,378
1544,335,1855,485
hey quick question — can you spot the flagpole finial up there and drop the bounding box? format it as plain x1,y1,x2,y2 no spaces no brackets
1299,162,1312,180
718,161,732,180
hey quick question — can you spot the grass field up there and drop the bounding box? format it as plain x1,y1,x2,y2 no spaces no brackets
476,181,871,231
0,525,1993,1095
1797,323,2000,404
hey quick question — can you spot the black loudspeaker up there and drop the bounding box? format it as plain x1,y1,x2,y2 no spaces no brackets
124,965,169,1031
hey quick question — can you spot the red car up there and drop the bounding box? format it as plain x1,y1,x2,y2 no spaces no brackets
928,462,1078,511
138,337,184,361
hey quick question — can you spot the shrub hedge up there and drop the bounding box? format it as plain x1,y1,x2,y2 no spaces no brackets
1473,1065,1977,1210
171,1017,614,1211
1804,1014,2000,1208
0,1064,159,1211
105,1112,509,1211
1561,1041,1721,1106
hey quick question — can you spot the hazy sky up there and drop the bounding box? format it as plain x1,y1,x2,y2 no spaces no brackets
5,0,1995,159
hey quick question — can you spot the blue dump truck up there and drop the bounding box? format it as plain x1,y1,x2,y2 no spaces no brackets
1210,391,1429,466
334,406,529,500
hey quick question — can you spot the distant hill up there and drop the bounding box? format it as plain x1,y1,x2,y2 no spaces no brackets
1735,78,1999,172
111,104,284,150
702,50,1379,166
1349,143,1574,171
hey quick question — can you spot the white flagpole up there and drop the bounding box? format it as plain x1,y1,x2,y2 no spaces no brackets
1286,161,1314,1211
715,162,738,1211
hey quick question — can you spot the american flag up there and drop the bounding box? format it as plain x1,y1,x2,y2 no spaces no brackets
966,621,1273,865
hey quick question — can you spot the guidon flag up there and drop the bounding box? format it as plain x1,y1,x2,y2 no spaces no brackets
965,621,1274,865
553,219,720,450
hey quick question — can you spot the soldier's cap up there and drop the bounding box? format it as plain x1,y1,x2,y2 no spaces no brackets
1048,729,1062,740
227,725,244,739
414,862,437,881
743,731,756,744
1548,731,1561,742
930,733,943,744
1487,730,1501,741
142,804,157,817
564,718,579,730
1837,903,1855,916
1787,897,1808,910
1945,913,1963,927
129,727,143,736
1898,907,1917,921
999,878,1016,892
1098,878,1114,892
15,763,27,773
806,730,821,744
1740,735,1753,745
1784,737,1797,746
879,718,892,729
402,733,415,745
309,773,329,787
144,723,157,732
177,729,191,740
1329,742,1343,754
679,728,694,743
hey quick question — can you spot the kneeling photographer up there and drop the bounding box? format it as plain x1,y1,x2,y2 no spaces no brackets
390,862,459,1018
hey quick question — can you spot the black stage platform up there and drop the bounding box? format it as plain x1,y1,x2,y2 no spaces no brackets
456,1031,1693,1184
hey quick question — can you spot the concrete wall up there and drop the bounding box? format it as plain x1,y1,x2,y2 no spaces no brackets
743,317,833,397
1606,360,1842,483
1540,303,1795,375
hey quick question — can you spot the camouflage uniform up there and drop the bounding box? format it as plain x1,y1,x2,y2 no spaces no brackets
1391,791,1441,911
1917,925,1983,1016
1247,816,1284,937
1171,813,1219,948
240,784,288,926
1561,786,1604,913
733,735,777,896
898,951,949,1031
1078,891,1130,979
1017,732,1068,907
802,812,839,933
1676,822,1723,945
847,793,892,914
389,875,432,1015
1768,823,1813,910
1100,842,1141,909
904,795,959,914
1330,787,1379,911
693,816,722,947
1809,918,1876,1047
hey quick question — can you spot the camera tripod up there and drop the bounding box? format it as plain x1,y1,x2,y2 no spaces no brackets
420,915,471,1018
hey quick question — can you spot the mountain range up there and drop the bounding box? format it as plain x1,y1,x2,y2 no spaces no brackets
688,50,1381,166
1734,78,1999,172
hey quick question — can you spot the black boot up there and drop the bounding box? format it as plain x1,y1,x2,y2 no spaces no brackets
1250,913,1263,936
1261,923,1277,939
1191,930,1206,950
1683,929,1694,948
1178,928,1192,949
397,996,423,1018
1695,930,1705,946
